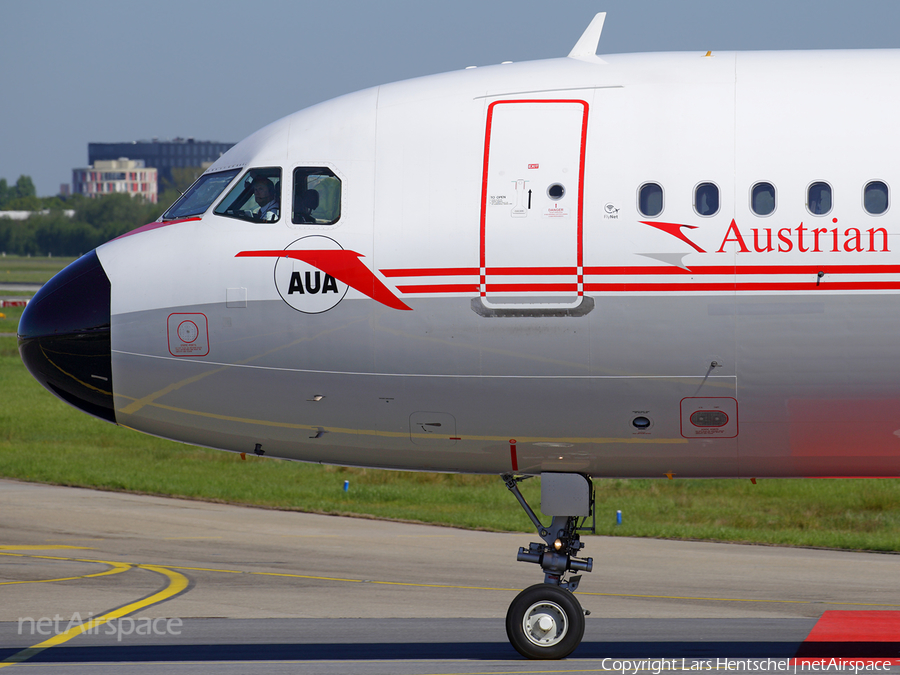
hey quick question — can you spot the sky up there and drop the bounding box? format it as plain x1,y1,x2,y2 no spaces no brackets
3,0,900,197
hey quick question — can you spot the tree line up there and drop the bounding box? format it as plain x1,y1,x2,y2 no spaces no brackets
0,171,199,257
0,176,39,211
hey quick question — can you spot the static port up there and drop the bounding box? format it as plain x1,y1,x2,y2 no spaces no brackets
632,416,651,429
690,410,728,427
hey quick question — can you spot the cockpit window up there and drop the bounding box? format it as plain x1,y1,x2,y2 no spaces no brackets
293,167,341,225
214,168,282,223
161,169,240,221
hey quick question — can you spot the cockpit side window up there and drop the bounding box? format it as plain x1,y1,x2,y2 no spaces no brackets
293,167,341,225
213,168,282,223
161,168,240,221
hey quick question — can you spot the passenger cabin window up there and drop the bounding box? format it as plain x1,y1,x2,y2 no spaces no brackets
638,182,663,217
864,180,889,215
214,168,282,223
807,181,832,216
694,182,719,217
161,168,240,221
751,182,776,216
293,167,341,225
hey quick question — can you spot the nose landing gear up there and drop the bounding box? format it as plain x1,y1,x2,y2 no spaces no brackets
502,473,595,660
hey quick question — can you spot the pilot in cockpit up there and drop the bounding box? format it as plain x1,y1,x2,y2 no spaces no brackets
252,176,280,221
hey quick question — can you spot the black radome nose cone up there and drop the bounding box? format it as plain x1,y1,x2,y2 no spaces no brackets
17,251,115,423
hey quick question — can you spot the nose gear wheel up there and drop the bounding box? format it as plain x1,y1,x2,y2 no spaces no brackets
506,583,585,659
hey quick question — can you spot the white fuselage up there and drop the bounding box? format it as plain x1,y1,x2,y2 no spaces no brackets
42,49,900,478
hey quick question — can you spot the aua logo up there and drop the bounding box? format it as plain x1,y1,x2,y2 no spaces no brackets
274,236,348,313
236,236,411,312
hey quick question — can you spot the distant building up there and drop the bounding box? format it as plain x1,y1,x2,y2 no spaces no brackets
88,138,234,189
0,210,75,220
72,159,158,203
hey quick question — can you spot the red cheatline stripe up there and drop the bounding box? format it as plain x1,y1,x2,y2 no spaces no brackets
585,281,900,292
398,283,575,295
585,264,900,276
381,267,479,278
486,283,578,293
383,264,900,279
114,217,201,241
735,264,900,275
397,284,480,294
395,280,900,295
489,266,576,275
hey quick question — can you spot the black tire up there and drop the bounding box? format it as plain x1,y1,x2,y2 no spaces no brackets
505,583,585,659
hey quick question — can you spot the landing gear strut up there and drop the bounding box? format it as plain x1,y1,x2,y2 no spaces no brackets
502,473,595,660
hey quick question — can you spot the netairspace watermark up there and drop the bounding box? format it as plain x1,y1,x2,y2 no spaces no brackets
600,659,896,674
18,613,183,642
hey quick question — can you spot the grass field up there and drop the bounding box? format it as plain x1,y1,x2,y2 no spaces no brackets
1,260,899,550
0,305,25,334
0,255,76,285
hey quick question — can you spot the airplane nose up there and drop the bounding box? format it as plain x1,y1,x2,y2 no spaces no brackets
17,251,115,423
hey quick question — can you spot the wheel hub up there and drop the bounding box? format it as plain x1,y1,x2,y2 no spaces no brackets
523,600,568,646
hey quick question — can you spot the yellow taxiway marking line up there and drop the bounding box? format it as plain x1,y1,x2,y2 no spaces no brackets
0,552,130,586
163,565,242,574
161,562,900,607
0,572,126,586
6,551,896,610
165,564,512,590
0,546,92,551
0,563,189,669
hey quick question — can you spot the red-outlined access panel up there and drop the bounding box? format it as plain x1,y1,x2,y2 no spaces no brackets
167,313,209,357
680,397,738,438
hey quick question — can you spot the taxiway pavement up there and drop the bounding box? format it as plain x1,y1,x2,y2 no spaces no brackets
0,479,897,673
